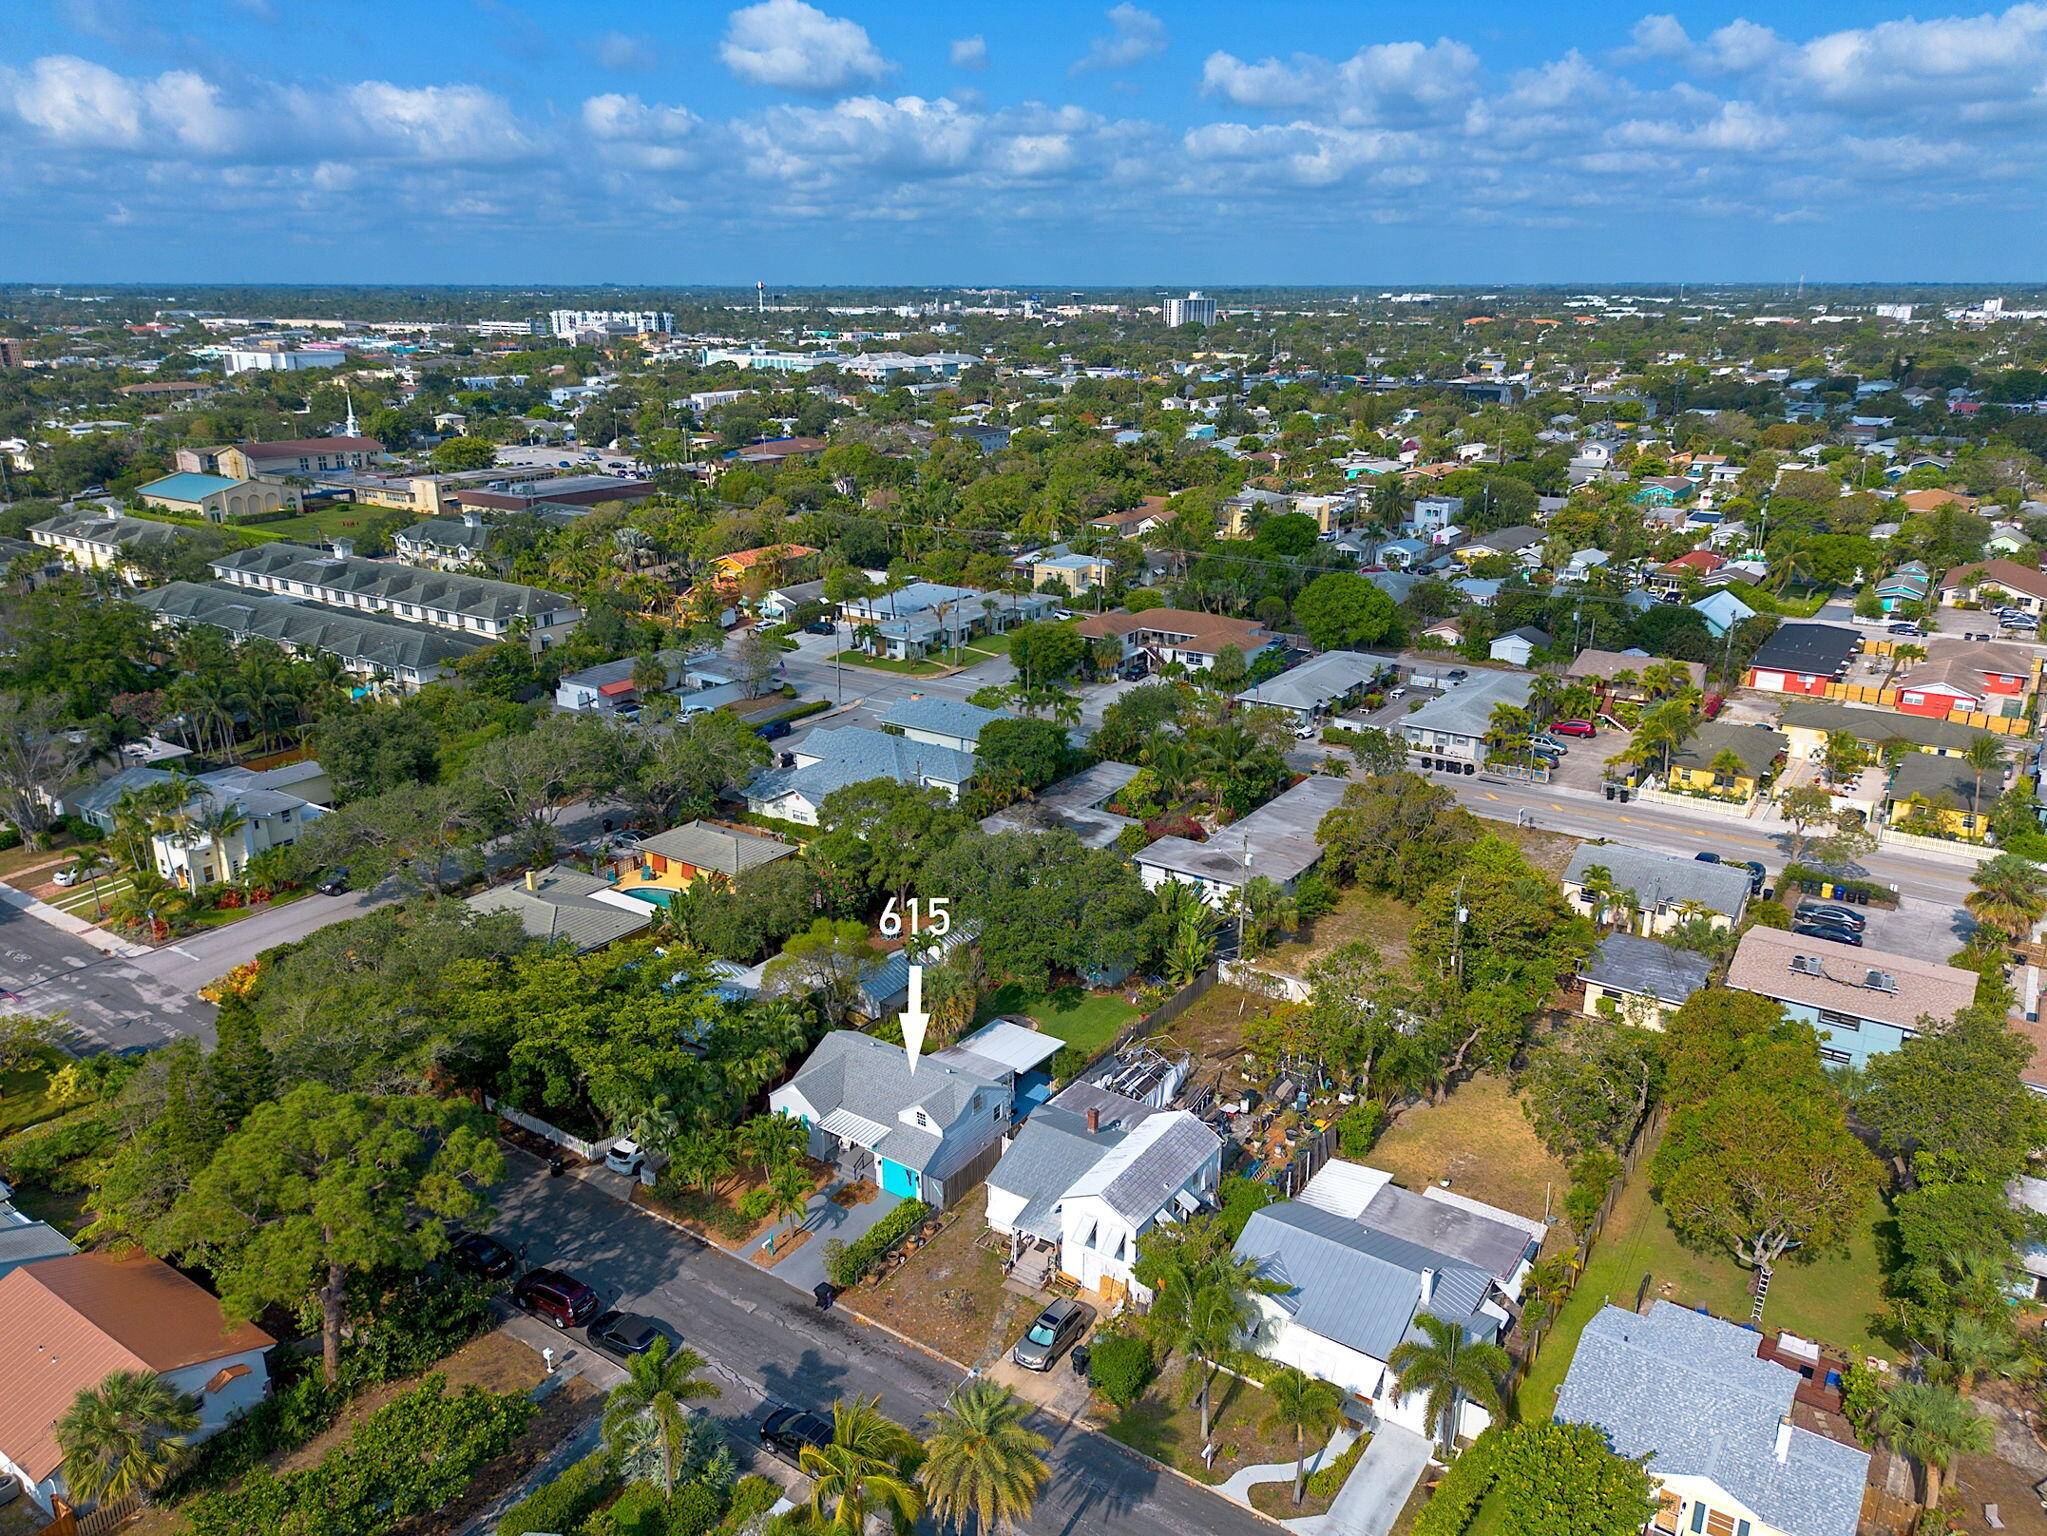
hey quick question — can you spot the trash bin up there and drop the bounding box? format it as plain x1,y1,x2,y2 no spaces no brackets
813,1283,836,1311
549,1154,566,1178
1070,1344,1091,1378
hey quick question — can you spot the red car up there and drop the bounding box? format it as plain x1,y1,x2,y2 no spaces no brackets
1550,719,1597,739
513,1267,600,1328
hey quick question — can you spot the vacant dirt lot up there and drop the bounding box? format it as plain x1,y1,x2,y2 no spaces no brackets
1368,1073,1569,1222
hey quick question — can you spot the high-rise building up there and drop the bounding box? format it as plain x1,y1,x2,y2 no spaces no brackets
0,337,23,368
1163,291,1218,329
547,310,675,339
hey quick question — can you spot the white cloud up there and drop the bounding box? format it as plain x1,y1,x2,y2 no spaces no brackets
950,35,988,71
719,0,890,93
1621,13,1692,60
1072,4,1167,74
1201,39,1479,124
7,55,143,148
1183,120,1416,187
580,93,702,170
1613,99,1787,153
589,31,658,72
342,82,530,163
144,70,245,154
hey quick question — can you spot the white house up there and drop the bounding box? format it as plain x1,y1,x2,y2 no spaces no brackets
0,1252,274,1517
1232,1162,1540,1442
745,727,976,826
986,1081,1221,1302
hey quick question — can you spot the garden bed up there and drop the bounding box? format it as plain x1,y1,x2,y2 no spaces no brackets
632,1159,832,1253
1247,1431,1369,1519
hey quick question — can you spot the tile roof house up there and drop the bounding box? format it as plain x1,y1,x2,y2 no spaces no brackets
1075,608,1276,673
1563,843,1752,935
1234,1161,1540,1443
465,865,655,953
1727,924,1980,1070
1557,1302,1870,1536
770,1030,1020,1208
986,1081,1221,1301
745,725,977,827
0,1252,274,1516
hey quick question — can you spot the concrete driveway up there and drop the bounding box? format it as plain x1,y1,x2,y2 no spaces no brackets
760,1181,900,1295
1311,1421,1433,1536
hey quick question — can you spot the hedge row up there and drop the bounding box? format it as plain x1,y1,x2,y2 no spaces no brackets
824,1198,932,1288
496,1448,618,1536
1411,1427,1507,1536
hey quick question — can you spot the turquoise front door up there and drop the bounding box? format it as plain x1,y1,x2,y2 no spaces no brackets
879,1159,921,1200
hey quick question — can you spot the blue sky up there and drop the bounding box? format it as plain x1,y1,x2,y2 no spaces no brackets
4,0,2045,285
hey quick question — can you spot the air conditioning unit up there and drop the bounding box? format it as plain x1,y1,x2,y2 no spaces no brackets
1789,955,1825,977
1863,970,1899,994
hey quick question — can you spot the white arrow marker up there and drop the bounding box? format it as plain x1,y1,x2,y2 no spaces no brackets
900,962,929,1074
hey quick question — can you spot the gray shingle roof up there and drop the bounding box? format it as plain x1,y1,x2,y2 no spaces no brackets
875,696,1012,744
1563,843,1752,920
635,821,794,877
464,866,652,953
129,582,491,674
1233,1202,1493,1362
990,1106,1132,1240
783,1031,1003,1178
1236,651,1387,713
1580,933,1715,1005
31,510,189,552
0,1214,79,1279
1356,1184,1536,1283
748,726,975,810
1556,1303,1869,1536
211,542,576,624
1399,670,1535,741
1136,773,1349,890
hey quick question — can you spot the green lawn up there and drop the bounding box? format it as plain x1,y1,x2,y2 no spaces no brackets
248,502,404,543
829,649,948,678
964,631,1014,657
976,983,1139,1057
1516,1170,1892,1422
0,1048,66,1139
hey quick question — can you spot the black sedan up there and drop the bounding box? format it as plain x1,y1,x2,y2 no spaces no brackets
448,1232,517,1280
588,1310,662,1356
759,1403,832,1463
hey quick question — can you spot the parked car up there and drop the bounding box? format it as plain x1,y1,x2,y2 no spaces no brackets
1796,901,1867,932
1550,719,1597,738
804,619,837,635
1292,720,1320,740
1119,661,1148,681
605,1139,647,1177
1446,668,1470,682
449,1231,517,1280
1792,920,1864,948
1727,858,1767,895
756,719,792,742
1887,622,1923,637
587,1310,662,1356
52,862,102,888
1694,851,1721,864
513,1268,601,1328
1012,1298,1092,1371
1387,686,1407,700
316,867,351,896
1531,734,1567,754
759,1404,833,1463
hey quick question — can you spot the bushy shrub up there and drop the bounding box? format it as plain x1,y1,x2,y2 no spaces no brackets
596,1480,670,1536
1563,1149,1622,1237
336,1269,501,1389
1086,1331,1155,1409
495,1448,617,1536
1143,814,1204,842
166,1357,345,1498
1336,1101,1387,1159
735,1186,775,1223
723,1474,780,1529
1411,1427,1507,1536
1215,1174,1276,1241
1049,1044,1091,1081
668,1479,726,1536
824,1198,932,1287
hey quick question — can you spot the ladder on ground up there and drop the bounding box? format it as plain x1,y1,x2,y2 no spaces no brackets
1750,1265,1772,1323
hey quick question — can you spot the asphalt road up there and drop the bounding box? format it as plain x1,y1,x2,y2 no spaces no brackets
491,1153,1270,1536
0,900,217,1051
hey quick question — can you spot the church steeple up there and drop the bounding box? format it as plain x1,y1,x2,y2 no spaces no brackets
343,385,358,438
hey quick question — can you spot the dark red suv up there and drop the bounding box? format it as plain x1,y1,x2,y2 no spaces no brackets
513,1267,600,1328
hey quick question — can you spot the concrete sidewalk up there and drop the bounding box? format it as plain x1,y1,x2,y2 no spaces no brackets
758,1181,901,1295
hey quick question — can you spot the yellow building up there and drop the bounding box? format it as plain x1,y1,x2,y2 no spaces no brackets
1665,724,1787,802
1884,754,1993,842
609,820,796,903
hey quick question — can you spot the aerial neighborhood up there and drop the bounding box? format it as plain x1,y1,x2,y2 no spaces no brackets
9,193,2047,1536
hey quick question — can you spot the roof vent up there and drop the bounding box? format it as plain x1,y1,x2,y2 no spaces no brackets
1863,970,1899,994
1789,954,1825,978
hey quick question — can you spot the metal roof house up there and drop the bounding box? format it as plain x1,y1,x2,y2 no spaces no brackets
1233,1159,1539,1443
1235,651,1390,720
986,1081,1221,1301
464,866,655,953
980,761,1142,849
769,1031,1017,1209
1556,1302,1870,1536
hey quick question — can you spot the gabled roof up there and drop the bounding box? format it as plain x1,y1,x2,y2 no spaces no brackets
1670,722,1787,777
1558,1303,1869,1536
1727,925,1978,1030
211,543,577,623
0,1252,273,1483
1580,932,1715,1005
781,1031,1003,1177
1234,1202,1493,1362
1563,843,1752,918
1064,1111,1219,1224
748,726,976,810
1777,699,1996,753
1940,557,2047,602
464,866,652,953
876,696,1012,743
129,582,491,673
1749,624,1857,679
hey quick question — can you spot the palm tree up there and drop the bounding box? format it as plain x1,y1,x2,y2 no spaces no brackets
918,1380,1050,1535
182,798,248,887
600,1335,718,1495
738,1112,807,1183
1262,1367,1343,1506
670,1130,735,1199
1965,852,2047,946
1962,734,2005,820
1879,1381,1993,1512
55,1369,199,1507
801,1395,923,1536
1386,1312,1511,1455
765,1160,812,1255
